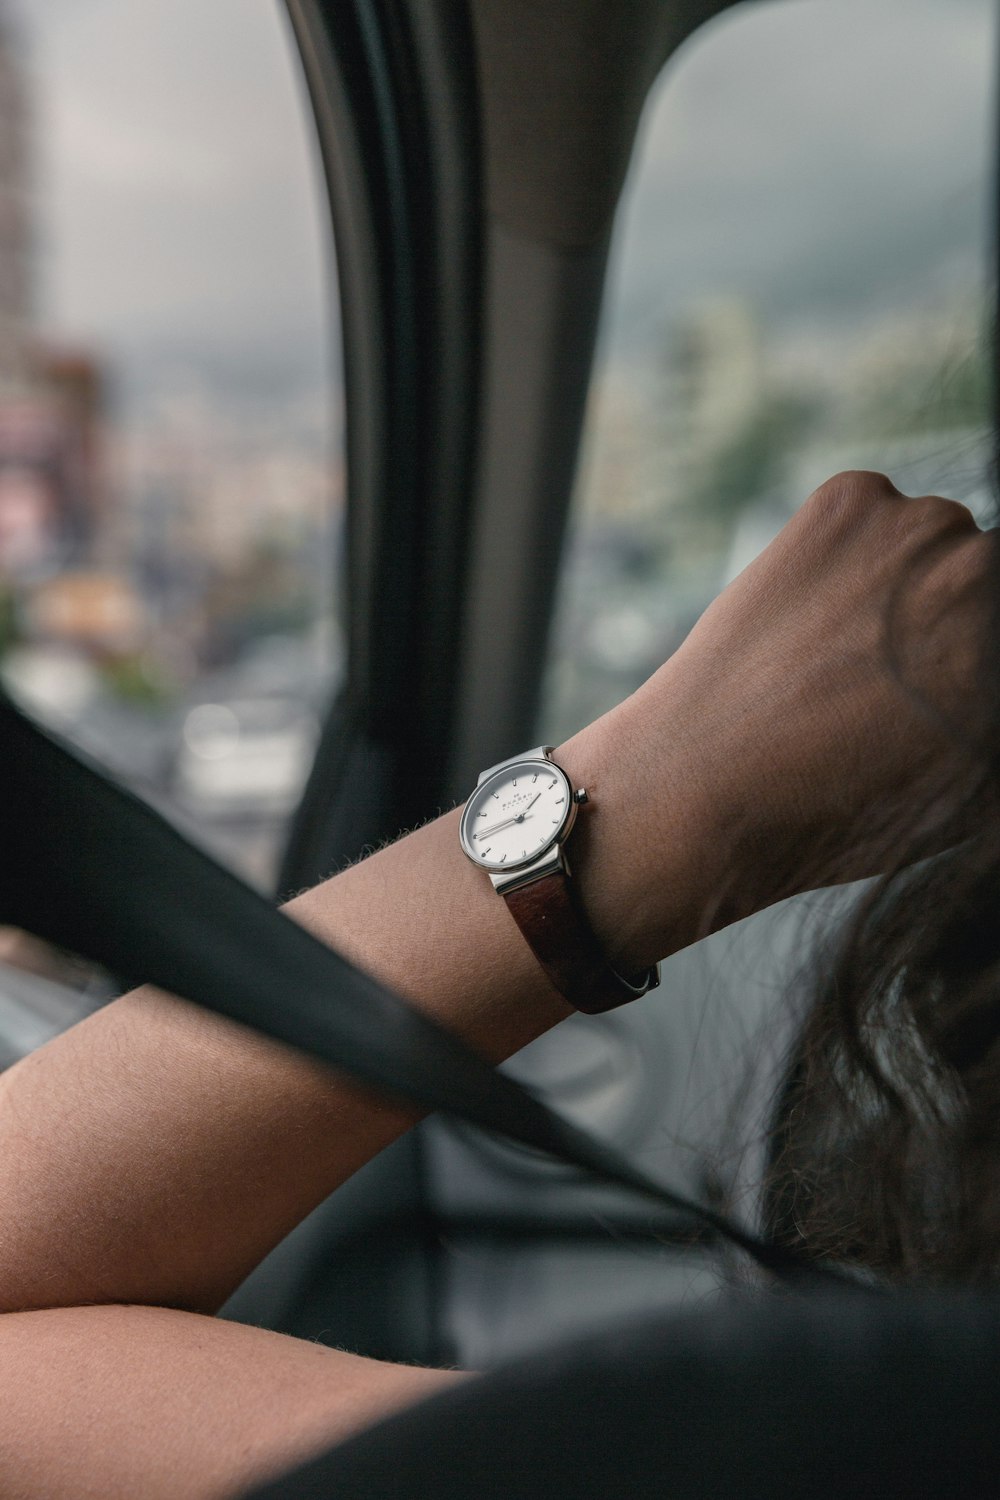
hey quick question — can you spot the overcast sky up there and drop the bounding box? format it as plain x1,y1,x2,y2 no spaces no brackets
11,0,997,406
609,0,995,359
19,0,334,409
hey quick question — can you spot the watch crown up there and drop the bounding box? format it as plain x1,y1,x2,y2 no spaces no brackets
573,787,589,805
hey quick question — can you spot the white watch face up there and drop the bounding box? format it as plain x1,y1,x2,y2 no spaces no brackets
460,759,572,871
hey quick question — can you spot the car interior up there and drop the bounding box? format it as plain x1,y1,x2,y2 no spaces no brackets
0,0,995,1421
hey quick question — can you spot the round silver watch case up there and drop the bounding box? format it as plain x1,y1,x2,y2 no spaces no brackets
459,752,584,884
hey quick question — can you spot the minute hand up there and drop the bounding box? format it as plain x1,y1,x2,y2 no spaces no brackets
475,815,522,840
475,792,542,841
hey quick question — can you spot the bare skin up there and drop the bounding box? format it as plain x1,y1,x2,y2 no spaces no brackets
0,472,992,1497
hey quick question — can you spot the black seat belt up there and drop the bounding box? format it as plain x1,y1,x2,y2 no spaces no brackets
0,689,848,1288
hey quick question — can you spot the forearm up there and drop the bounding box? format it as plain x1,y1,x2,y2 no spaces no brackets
0,1304,468,1500
0,689,715,1317
0,472,977,1322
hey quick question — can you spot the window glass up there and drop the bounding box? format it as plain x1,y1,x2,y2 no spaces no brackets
439,0,999,1359
540,0,994,745
0,0,341,896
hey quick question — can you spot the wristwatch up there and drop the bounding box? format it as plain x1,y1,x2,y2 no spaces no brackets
459,746,660,1014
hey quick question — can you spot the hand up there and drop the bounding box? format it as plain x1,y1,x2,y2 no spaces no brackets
560,471,995,968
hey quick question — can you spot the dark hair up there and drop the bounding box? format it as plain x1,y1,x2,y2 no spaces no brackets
758,490,1000,1283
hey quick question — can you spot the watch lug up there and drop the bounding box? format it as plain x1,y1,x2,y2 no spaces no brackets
489,844,565,895
477,746,554,785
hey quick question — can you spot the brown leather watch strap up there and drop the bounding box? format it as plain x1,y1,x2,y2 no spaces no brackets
503,867,659,1014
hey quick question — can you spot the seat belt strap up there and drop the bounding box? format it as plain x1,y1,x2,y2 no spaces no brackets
0,690,848,1287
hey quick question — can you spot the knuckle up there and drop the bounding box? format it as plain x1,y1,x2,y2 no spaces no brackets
796,475,979,574
902,496,980,558
808,469,901,519
918,494,978,534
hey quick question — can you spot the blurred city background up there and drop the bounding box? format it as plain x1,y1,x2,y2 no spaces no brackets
0,0,993,1060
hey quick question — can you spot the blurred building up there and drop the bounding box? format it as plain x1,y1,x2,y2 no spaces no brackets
0,2,338,691
0,12,115,641
0,353,108,589
658,297,765,499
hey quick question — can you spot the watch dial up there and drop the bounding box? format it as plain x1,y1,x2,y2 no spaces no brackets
461,760,571,869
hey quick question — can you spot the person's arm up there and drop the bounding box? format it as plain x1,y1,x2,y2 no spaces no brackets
0,1305,469,1500
0,702,703,1317
0,472,988,1323
0,472,990,1500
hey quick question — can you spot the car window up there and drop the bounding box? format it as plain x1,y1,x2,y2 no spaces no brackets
0,0,342,893
431,0,998,1368
539,0,994,746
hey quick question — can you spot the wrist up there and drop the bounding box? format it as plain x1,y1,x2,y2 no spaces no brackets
554,681,724,975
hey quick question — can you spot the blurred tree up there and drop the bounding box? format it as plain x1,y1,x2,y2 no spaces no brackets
686,387,820,529
851,316,991,441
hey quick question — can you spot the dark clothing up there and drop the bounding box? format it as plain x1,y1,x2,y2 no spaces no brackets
246,1287,1000,1497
